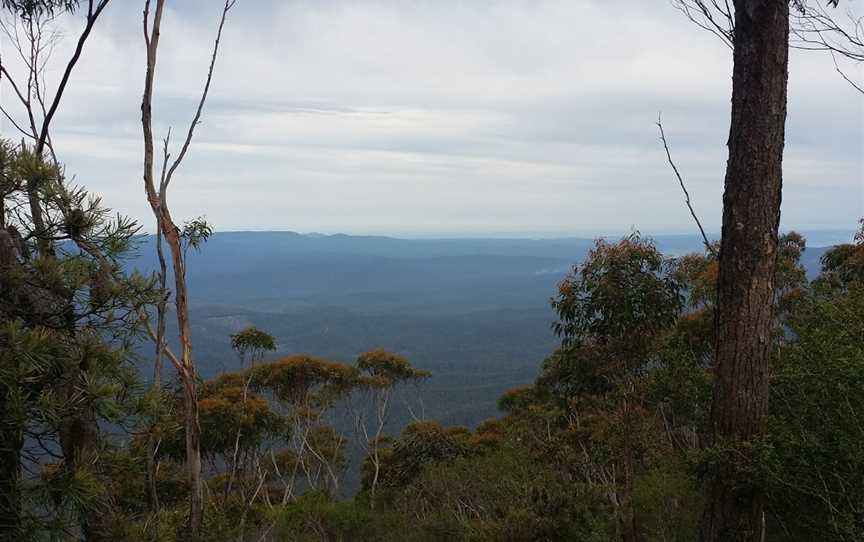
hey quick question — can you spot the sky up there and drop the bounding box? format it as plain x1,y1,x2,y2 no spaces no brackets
1,0,862,238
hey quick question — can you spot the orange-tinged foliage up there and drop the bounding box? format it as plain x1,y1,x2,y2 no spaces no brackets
497,385,538,414
357,348,430,384
251,354,359,405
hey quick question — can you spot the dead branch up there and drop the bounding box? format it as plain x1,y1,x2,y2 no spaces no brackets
656,114,716,256
162,0,236,191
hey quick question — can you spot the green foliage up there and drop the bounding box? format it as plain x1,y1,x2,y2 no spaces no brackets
230,326,277,364
631,458,702,542
0,140,160,537
762,282,864,541
3,149,859,542
357,348,431,385
272,491,425,542
672,249,718,309
372,421,476,491
1,0,79,16
392,442,614,542
817,220,864,290
551,232,681,347
180,215,213,255
251,354,359,407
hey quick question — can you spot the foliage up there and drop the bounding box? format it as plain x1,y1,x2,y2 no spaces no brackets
5,172,861,542
357,349,431,386
1,0,78,16
230,326,277,365
763,282,864,540
180,216,213,256
551,232,681,348
816,219,864,290
0,140,160,537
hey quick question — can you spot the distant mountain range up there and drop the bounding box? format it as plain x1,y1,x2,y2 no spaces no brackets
125,230,846,429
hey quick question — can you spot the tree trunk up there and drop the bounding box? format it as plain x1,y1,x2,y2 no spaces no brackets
164,217,203,536
701,1,789,541
140,0,234,534
183,374,203,537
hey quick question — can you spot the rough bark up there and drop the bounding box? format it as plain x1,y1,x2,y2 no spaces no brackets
701,1,790,541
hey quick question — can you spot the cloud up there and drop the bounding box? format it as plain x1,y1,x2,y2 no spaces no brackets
1,0,861,236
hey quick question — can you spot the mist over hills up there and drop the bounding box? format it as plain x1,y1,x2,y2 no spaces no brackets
126,230,842,428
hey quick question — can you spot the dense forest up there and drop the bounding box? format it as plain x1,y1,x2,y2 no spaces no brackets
1,0,863,541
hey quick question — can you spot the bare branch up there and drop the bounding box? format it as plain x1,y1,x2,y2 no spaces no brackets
0,65,39,138
139,309,183,373
674,0,864,92
0,103,36,137
829,47,864,93
162,0,235,190
656,113,716,256
35,0,110,154
140,0,237,533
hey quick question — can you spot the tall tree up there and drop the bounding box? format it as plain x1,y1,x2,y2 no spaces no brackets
140,0,236,534
0,140,158,539
548,234,682,542
701,2,790,540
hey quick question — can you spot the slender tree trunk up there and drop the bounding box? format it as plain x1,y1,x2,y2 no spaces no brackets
182,372,203,536
701,1,790,540
163,213,203,535
145,210,168,521
140,0,234,533
142,1,203,534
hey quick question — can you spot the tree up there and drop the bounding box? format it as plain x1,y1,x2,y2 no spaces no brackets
0,141,158,539
544,234,683,542
763,249,864,541
667,5,856,534
353,349,430,505
0,0,110,257
816,219,864,289
0,0,80,15
224,325,276,526
139,0,236,535
231,327,277,368
250,355,358,500
698,2,795,539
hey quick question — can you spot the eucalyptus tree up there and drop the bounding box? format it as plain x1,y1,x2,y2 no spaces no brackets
667,2,852,539
548,233,682,542
139,0,236,534
353,349,430,505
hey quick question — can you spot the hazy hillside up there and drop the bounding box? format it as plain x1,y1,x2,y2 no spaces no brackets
127,230,840,429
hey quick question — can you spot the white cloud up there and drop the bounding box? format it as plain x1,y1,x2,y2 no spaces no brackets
1,0,861,236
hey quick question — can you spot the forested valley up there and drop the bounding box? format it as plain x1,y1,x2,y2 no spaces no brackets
1,0,862,541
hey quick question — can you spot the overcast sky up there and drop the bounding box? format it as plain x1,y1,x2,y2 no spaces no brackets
1,0,862,237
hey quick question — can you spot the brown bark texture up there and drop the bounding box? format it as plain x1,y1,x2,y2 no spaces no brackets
701,1,790,541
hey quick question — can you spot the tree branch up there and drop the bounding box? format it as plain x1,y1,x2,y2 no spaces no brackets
656,114,716,256
162,0,235,190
